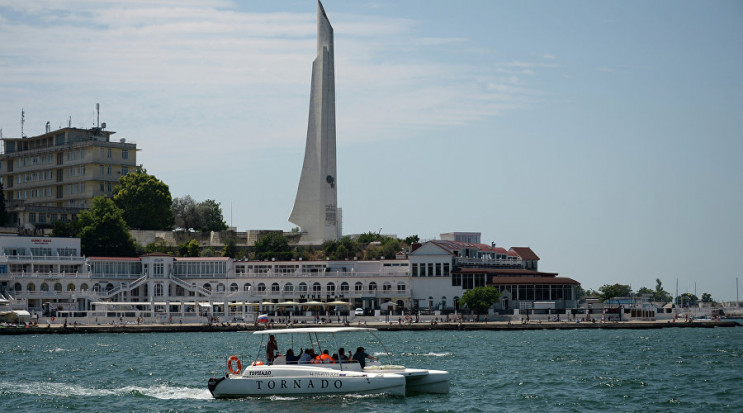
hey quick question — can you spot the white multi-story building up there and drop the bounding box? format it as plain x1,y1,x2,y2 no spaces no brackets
0,235,578,321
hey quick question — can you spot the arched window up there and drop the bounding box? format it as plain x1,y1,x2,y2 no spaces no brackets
41,283,49,291
284,283,294,292
26,282,36,292
67,283,75,291
203,283,212,292
230,283,238,292
382,282,392,291
54,283,63,292
271,283,280,292
217,283,226,293
80,283,89,291
340,282,349,292
257,283,266,292
298,282,308,292
397,282,406,291
106,283,114,292
243,283,251,292
312,282,321,293
355,282,363,292
93,283,101,292
327,282,336,294
14,282,22,291
369,282,377,291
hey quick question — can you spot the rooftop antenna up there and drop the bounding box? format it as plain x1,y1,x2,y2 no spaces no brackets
96,103,100,128
21,108,25,137
68,116,71,128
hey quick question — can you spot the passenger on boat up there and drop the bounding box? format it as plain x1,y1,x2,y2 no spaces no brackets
337,347,349,362
352,347,377,369
266,334,278,363
285,349,299,364
314,349,335,363
298,348,315,364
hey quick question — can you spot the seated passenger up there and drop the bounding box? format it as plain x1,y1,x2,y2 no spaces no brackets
285,349,299,364
314,349,335,363
337,347,349,362
352,346,377,369
298,348,315,364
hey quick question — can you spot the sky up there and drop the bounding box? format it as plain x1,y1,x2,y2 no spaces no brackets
1,0,741,301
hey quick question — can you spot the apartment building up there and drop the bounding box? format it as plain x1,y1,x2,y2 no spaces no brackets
0,126,137,229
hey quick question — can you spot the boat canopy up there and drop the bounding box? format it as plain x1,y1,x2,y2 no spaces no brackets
253,327,377,335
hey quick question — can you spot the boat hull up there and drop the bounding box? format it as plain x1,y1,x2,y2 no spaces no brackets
209,365,405,398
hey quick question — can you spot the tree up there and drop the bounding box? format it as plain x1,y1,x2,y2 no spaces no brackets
598,284,632,301
403,235,420,245
179,239,200,257
460,286,501,314
676,293,698,307
358,231,387,243
77,197,137,257
51,219,82,237
222,239,237,258
701,292,713,303
0,182,7,226
172,195,200,230
653,278,672,303
254,233,292,260
113,167,174,230
198,199,228,232
144,240,170,254
323,237,362,260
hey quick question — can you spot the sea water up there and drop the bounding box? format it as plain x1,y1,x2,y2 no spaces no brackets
1,327,741,412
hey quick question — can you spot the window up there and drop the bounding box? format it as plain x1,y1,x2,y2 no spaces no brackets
271,283,280,292
107,148,112,158
122,150,129,159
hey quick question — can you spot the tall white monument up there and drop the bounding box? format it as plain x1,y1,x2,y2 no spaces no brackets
289,1,339,243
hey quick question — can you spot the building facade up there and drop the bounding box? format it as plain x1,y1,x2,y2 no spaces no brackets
0,126,137,229
0,235,579,321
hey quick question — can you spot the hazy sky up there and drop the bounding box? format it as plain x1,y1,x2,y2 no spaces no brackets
1,1,741,301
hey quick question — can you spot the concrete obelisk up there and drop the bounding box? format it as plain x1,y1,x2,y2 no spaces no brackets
289,1,338,243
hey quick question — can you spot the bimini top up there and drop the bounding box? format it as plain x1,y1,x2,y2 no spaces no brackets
253,327,377,335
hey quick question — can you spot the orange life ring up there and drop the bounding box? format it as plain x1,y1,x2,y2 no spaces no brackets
227,356,242,374
251,361,264,366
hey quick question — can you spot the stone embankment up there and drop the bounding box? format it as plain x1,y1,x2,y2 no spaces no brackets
0,320,739,335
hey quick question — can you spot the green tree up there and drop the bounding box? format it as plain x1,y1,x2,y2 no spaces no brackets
460,286,501,314
676,293,698,307
0,182,8,226
179,239,200,257
222,239,237,258
323,237,362,260
403,235,420,245
51,219,82,237
113,167,174,230
652,278,672,303
598,284,633,301
77,197,137,257
198,199,227,232
144,240,170,254
254,233,292,260
701,292,713,303
172,195,200,230
358,231,387,243
378,238,403,259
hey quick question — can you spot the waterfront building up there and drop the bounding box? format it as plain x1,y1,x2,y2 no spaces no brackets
289,1,339,244
0,234,578,321
409,240,579,313
0,125,137,230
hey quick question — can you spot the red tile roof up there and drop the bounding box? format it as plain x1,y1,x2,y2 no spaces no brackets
509,247,540,261
88,257,141,261
455,268,558,277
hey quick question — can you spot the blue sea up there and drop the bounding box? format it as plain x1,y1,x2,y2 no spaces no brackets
1,326,742,412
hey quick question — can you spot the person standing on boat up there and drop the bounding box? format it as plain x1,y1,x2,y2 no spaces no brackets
352,347,377,369
266,334,278,363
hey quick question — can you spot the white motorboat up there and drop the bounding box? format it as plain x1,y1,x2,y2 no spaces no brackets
207,327,449,398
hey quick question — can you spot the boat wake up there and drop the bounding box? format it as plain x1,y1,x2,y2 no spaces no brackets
398,352,452,357
0,381,212,400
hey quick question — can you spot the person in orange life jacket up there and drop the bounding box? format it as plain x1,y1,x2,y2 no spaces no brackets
314,349,335,363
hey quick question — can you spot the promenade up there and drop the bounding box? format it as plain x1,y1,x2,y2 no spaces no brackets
1,319,739,335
